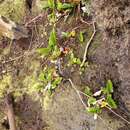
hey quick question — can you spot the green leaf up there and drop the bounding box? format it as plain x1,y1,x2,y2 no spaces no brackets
69,51,81,65
86,106,102,114
51,46,61,59
73,58,77,63
39,72,46,82
106,80,113,93
57,1,63,11
48,12,56,23
70,51,74,59
54,77,62,85
48,0,55,9
32,83,43,91
88,97,96,106
102,80,113,94
36,47,51,57
61,32,69,38
84,86,92,96
57,2,74,11
61,3,74,9
79,31,84,43
49,28,57,48
75,58,81,65
52,77,62,89
47,70,53,81
106,94,117,109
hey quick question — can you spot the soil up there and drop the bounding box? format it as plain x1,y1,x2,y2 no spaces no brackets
0,0,130,130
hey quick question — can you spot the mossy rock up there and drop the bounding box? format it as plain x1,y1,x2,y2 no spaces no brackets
0,0,26,23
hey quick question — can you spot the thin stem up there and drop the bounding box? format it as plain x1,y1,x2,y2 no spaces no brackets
2,55,24,64
2,49,36,64
106,106,130,125
9,40,13,52
68,78,87,108
78,90,91,98
80,22,96,67
25,13,44,27
80,17,92,25
27,27,34,51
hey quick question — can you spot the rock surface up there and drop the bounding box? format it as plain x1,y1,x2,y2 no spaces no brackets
92,0,130,116
0,0,130,130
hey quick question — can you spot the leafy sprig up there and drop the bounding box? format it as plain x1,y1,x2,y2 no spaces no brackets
33,67,62,93
85,80,117,119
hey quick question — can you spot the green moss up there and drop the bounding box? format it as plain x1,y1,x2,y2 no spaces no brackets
23,75,39,94
0,60,41,101
43,93,53,110
0,0,26,23
22,60,41,94
0,74,12,98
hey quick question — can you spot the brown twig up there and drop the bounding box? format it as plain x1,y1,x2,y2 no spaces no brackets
25,13,44,27
106,106,130,124
80,17,92,25
68,78,87,108
80,22,96,67
5,93,17,130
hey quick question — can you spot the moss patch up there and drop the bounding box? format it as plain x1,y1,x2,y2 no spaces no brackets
0,0,26,23
0,74,12,98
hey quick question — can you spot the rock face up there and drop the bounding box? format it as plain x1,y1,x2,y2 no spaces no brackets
92,0,130,116
1,0,130,130
41,83,124,130
0,16,28,40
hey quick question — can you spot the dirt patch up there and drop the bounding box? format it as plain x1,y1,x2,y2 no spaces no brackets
15,94,48,130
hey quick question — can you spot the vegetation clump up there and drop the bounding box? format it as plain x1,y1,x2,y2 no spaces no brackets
84,80,117,119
